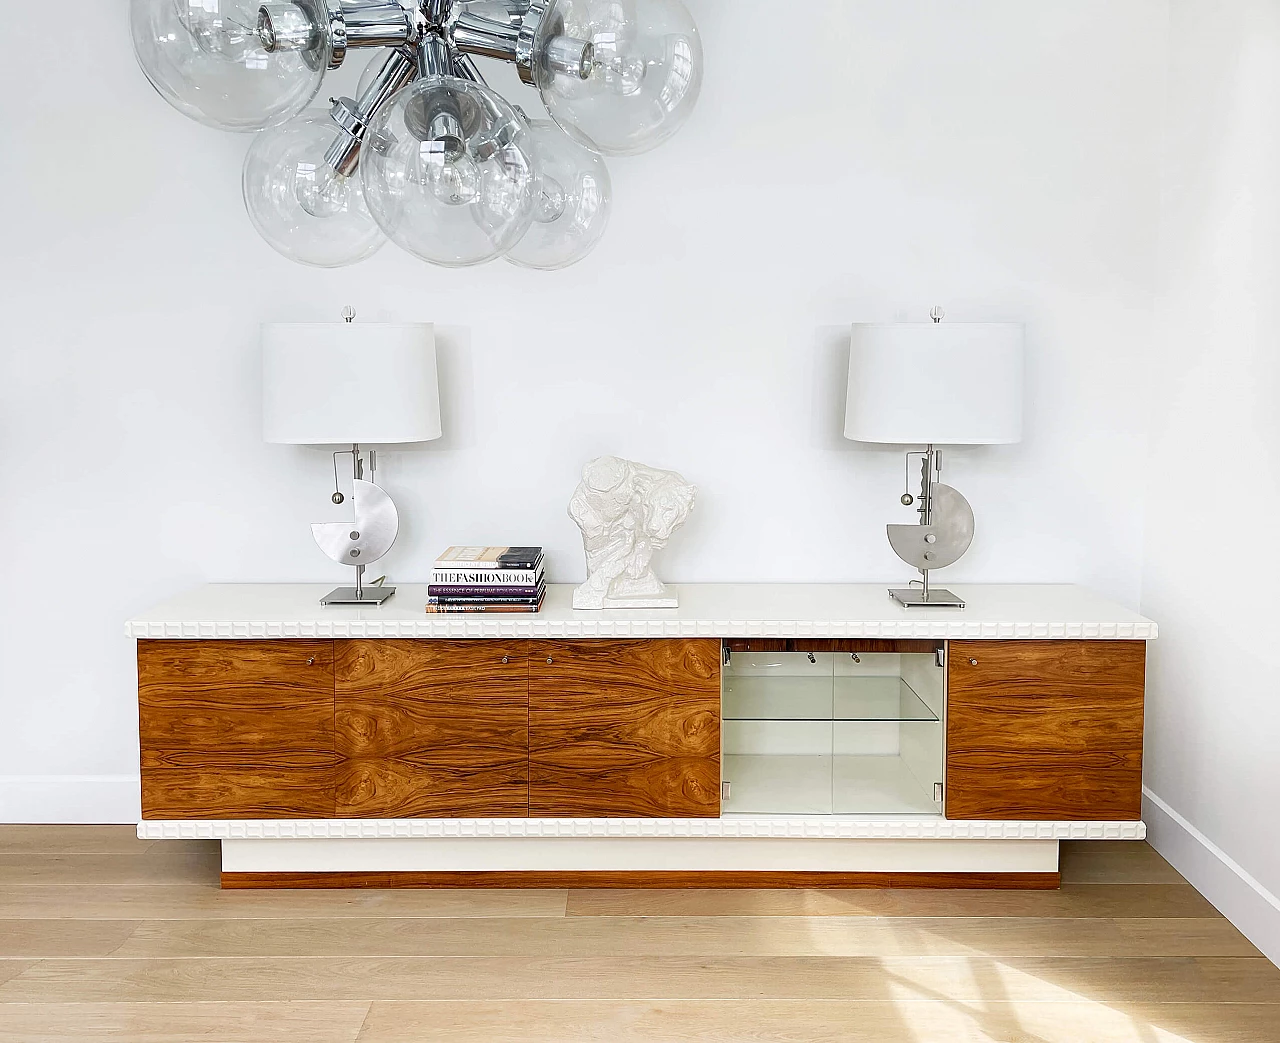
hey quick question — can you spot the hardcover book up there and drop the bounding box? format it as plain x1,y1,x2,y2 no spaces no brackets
427,596,544,606
428,583,545,599
434,546,544,570
425,595,546,615
430,569,543,587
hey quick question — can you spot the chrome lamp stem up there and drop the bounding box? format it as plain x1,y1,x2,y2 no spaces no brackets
318,441,397,607
888,444,967,610
918,444,935,600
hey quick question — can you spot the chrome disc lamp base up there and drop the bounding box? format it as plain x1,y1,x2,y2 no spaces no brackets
888,585,966,609
321,583,396,606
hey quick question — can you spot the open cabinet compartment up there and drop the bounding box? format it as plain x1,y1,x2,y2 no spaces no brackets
722,647,946,815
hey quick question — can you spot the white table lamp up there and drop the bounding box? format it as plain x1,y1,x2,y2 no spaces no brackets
845,314,1024,608
264,309,441,606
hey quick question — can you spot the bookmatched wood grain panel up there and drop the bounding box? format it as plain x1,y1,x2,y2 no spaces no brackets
946,640,1146,821
140,766,337,821
220,871,1061,890
334,641,529,818
529,640,721,818
138,641,335,754
137,641,337,819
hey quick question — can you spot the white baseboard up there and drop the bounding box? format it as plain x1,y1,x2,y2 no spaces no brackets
0,775,141,824
1143,788,1280,966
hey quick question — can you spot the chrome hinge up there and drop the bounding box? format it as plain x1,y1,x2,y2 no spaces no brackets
722,781,731,801
933,782,944,803
722,645,731,666
935,646,946,669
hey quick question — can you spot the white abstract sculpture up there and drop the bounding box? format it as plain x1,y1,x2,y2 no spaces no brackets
568,456,698,610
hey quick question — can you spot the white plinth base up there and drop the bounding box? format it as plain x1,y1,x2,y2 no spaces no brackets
221,837,1060,875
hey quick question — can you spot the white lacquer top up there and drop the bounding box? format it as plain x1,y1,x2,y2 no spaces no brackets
126,583,1156,641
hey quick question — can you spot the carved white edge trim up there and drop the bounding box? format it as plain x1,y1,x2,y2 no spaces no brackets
138,817,1147,841
125,620,1158,640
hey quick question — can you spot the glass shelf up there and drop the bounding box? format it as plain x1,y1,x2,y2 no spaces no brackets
723,675,938,723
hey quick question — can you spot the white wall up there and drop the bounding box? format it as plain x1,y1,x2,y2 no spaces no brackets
1141,0,1280,965
0,1,1165,819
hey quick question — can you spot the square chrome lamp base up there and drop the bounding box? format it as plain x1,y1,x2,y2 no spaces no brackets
320,586,397,607
889,587,966,609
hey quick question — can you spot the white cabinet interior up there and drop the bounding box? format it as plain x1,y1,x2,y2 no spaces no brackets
722,650,946,815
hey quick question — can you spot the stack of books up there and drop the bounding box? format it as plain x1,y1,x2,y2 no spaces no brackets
427,547,546,614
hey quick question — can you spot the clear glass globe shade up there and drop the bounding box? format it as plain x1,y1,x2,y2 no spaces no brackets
361,77,537,267
507,121,612,270
131,0,329,132
536,0,703,156
243,113,386,267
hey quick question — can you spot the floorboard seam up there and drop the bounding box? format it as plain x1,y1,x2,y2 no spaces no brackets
351,1000,376,1042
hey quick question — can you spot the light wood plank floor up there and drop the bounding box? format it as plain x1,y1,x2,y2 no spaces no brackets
0,827,1274,1042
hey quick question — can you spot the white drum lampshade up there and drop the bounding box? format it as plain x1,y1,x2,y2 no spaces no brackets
263,322,442,445
844,323,1024,446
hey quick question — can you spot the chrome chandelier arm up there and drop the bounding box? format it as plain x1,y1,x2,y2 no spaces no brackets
339,0,426,48
417,29,454,76
450,0,591,85
452,50,489,85
449,9,522,65
256,0,586,82
323,47,419,174
458,0,527,20
259,0,427,68
457,0,530,25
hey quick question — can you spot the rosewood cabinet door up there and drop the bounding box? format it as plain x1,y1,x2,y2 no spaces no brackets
528,639,721,818
946,640,1146,820
334,641,530,818
137,640,338,819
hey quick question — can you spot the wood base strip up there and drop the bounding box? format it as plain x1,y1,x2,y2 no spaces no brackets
220,870,1061,891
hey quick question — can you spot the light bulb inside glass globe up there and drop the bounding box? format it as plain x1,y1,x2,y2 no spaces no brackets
420,147,483,206
506,120,612,270
536,178,569,222
131,0,329,132
361,76,537,268
534,0,703,156
243,112,386,267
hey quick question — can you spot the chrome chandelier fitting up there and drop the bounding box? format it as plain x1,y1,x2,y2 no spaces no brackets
131,0,703,269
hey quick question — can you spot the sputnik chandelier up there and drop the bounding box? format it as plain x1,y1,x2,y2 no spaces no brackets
130,0,703,269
